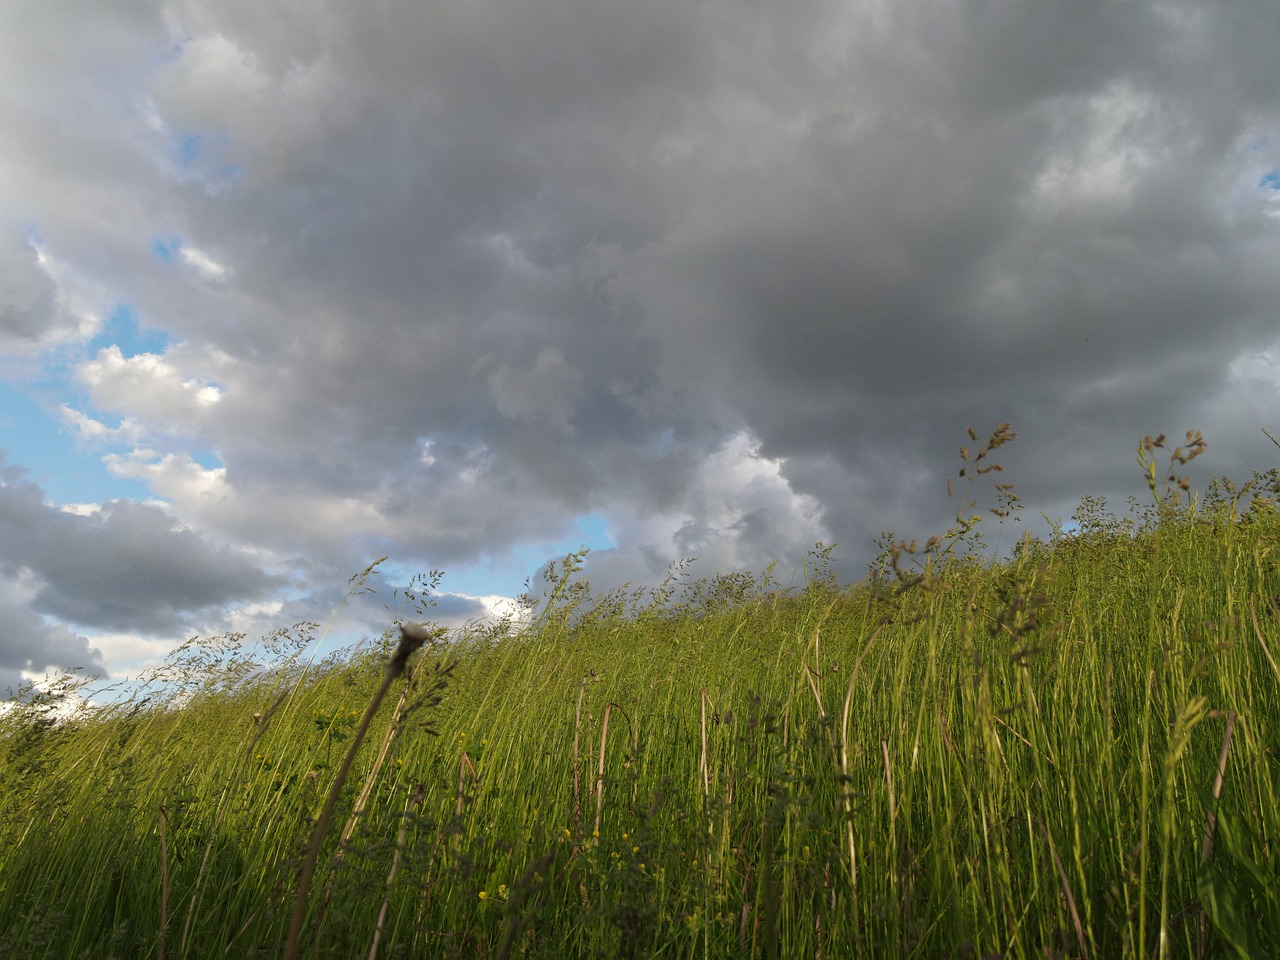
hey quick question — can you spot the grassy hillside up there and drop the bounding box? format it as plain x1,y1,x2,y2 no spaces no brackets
3,432,1280,959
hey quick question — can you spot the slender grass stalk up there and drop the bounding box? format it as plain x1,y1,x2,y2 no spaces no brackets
839,627,883,891
283,623,431,960
1159,694,1208,959
367,784,424,960
1195,710,1236,960
880,738,896,889
592,703,620,840
456,751,477,817
1039,819,1090,959
1250,594,1280,683
573,677,587,829
700,689,711,801
314,648,433,934
158,802,170,960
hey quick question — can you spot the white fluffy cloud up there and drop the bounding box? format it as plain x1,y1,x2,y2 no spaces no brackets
79,345,223,423
576,431,832,590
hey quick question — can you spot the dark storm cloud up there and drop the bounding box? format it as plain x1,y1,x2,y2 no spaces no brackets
0,586,104,695
590,0,1280,556
0,458,284,634
0,233,62,352
1,0,1279,672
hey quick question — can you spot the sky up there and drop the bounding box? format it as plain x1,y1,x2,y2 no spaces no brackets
2,0,1279,693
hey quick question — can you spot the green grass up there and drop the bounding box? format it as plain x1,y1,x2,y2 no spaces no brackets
3,427,1280,958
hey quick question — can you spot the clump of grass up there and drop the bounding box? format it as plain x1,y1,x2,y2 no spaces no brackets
2,424,1280,957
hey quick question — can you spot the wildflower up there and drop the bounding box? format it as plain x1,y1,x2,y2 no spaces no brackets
478,891,487,900
632,846,640,853
497,884,507,898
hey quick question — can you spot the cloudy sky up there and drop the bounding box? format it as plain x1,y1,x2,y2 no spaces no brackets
2,0,1279,691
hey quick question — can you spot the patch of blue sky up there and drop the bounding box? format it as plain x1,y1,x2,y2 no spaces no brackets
176,130,210,168
0,380,152,504
152,235,182,265
484,513,617,592
89,304,171,358
170,128,242,189
186,449,223,471
573,511,616,550
153,28,192,63
379,512,617,601
1261,169,1280,191
647,427,678,457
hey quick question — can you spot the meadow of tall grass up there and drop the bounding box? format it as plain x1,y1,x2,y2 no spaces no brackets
2,426,1279,959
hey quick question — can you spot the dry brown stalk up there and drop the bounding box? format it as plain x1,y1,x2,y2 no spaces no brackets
282,622,432,960
593,702,613,840
992,714,1048,762
1196,710,1237,960
1250,594,1280,682
316,649,433,933
158,802,170,960
700,689,716,801
880,739,896,833
367,784,424,960
573,677,587,828
801,624,882,894
457,752,478,817
586,700,635,839
838,626,885,890
345,657,423,834
1200,710,1237,863
1038,820,1090,960
802,663,825,719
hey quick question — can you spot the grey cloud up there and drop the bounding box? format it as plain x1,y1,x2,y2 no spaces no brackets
485,347,584,432
0,459,284,635
0,580,105,695
0,232,60,352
